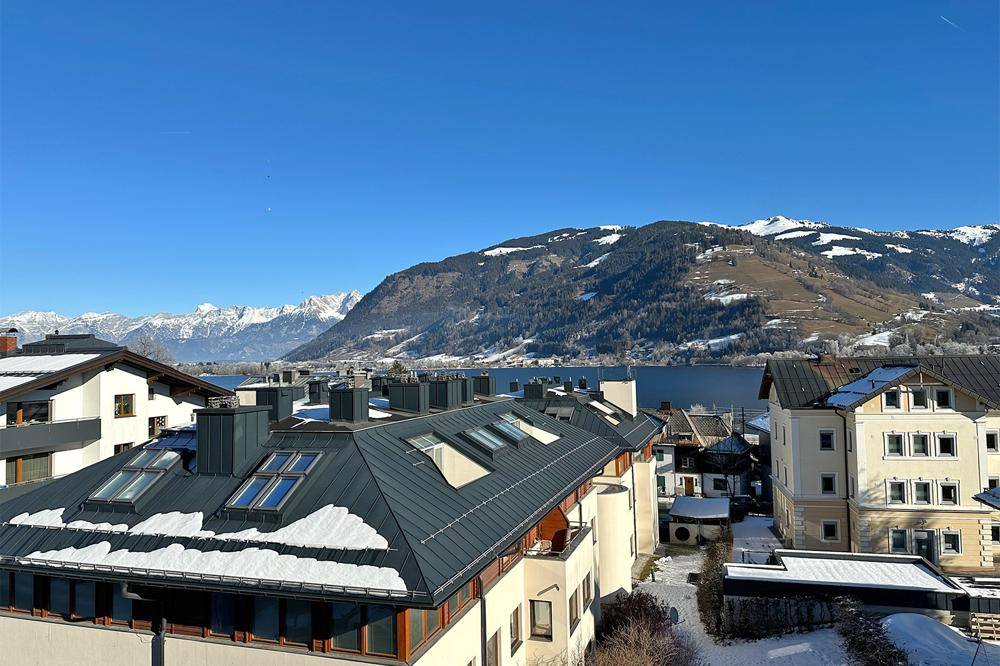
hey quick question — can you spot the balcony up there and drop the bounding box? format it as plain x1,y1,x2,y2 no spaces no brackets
0,417,101,457
524,524,591,561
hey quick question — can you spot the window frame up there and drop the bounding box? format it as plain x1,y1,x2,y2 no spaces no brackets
910,387,928,409
887,480,906,505
934,387,953,410
820,520,840,543
568,589,580,632
941,530,962,555
225,451,321,511
936,433,957,458
510,604,522,655
913,481,932,504
883,390,900,410
89,449,179,503
884,433,905,457
818,429,835,452
939,481,959,506
114,393,135,418
529,600,552,641
889,528,909,554
987,431,999,454
820,473,837,495
911,433,930,457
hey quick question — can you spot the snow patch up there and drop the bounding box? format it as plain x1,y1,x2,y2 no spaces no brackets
821,246,883,259
773,230,816,240
735,215,826,237
594,233,622,245
582,253,610,269
811,232,861,246
576,292,598,302
482,245,545,256
885,244,912,254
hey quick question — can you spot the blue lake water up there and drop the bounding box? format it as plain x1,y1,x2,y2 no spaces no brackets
202,366,766,409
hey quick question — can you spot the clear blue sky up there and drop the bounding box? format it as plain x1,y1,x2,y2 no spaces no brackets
1,1,997,316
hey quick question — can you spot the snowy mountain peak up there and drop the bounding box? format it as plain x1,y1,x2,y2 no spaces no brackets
196,303,218,313
736,215,828,237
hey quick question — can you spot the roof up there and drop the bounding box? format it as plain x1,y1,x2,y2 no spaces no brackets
973,486,1000,510
670,496,730,520
0,399,619,607
518,394,662,452
0,346,232,402
704,433,752,455
745,413,770,432
724,550,962,593
759,355,1000,409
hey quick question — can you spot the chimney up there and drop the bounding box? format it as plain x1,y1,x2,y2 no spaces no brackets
578,377,588,390
307,379,330,405
459,377,476,405
599,378,638,417
524,381,548,399
660,400,672,412
563,380,574,393
473,374,497,397
255,387,295,422
0,328,18,356
195,405,270,475
388,381,429,413
816,353,836,366
429,379,463,410
509,380,520,393
330,387,369,423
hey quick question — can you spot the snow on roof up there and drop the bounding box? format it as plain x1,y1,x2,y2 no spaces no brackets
9,504,389,550
745,413,770,432
881,613,999,665
973,486,1000,510
824,366,912,407
725,551,958,593
23,541,406,591
0,353,102,374
670,496,730,520
952,576,1000,599
0,375,39,391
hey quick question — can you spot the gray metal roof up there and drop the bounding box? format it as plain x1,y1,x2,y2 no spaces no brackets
519,395,661,451
0,399,618,607
760,355,1000,409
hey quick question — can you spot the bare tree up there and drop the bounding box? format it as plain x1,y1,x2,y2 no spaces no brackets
128,334,174,364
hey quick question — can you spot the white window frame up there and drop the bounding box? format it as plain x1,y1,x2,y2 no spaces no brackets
987,476,1000,491
987,431,999,454
991,523,1000,545
933,387,954,410
887,480,906,505
913,481,932,505
889,528,909,554
820,473,837,495
818,429,835,452
883,389,901,410
938,481,959,506
941,530,962,555
910,432,931,457
909,386,929,410
820,519,840,543
936,433,958,458
884,432,905,457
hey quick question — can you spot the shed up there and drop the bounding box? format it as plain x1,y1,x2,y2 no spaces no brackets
667,496,730,544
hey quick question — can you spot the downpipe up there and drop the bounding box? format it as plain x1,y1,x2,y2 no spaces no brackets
122,583,165,666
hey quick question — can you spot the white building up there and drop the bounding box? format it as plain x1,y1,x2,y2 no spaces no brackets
0,333,230,486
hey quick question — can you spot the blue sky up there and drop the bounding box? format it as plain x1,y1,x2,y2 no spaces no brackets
1,1,997,316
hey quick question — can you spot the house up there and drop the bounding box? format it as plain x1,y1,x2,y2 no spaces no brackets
0,375,662,665
0,332,230,488
761,354,1000,573
699,433,753,498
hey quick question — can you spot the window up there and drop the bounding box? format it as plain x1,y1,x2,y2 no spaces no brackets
582,573,592,606
680,457,693,469
226,451,320,510
888,481,906,504
114,442,133,455
890,529,908,553
849,476,856,499
0,571,7,607
821,520,839,542
148,416,166,438
5,400,51,425
568,590,580,631
988,477,999,491
914,482,931,504
492,417,529,442
884,390,900,409
49,577,71,616
407,607,441,652
819,430,834,451
530,600,552,640
114,394,135,418
911,434,929,457
911,388,928,408
992,524,1000,545
331,602,360,651
111,585,131,624
465,426,508,452
510,605,522,654
937,435,956,457
447,581,476,618
90,449,179,502
935,388,953,409
987,432,999,453
886,434,904,456
847,431,853,452
5,452,52,484
655,451,664,462
940,483,958,505
210,593,237,637
365,605,396,656
75,581,96,619
13,572,33,612
252,596,280,642
284,599,312,646
148,386,156,400
712,478,728,492
486,631,499,666
820,474,836,495
942,531,961,554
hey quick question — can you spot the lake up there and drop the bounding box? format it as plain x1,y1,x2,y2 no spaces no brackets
202,366,766,409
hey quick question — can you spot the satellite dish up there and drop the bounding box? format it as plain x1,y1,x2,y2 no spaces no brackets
669,607,680,625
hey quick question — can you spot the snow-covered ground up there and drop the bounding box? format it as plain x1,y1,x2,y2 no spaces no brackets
882,613,999,665
641,549,848,664
730,516,782,564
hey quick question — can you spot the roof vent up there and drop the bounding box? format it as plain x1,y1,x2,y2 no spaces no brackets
308,379,330,405
330,386,369,423
429,379,463,410
195,405,270,476
255,387,295,422
388,380,429,413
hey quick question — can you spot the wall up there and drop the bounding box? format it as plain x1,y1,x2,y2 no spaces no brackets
632,458,658,554
594,483,633,600
0,615,153,666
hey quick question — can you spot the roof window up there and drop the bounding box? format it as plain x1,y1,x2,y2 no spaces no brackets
227,451,320,511
90,449,179,502
465,425,509,452
502,412,561,445
405,432,489,488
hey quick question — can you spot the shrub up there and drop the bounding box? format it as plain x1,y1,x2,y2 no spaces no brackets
695,531,731,636
834,597,908,666
601,589,674,638
592,620,702,666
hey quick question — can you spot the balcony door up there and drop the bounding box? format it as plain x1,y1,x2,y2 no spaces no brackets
912,530,937,564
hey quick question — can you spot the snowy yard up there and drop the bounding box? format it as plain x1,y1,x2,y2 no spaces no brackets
640,548,849,665
730,516,782,564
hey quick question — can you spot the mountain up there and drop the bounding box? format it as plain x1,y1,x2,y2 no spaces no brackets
0,292,363,362
284,218,1000,364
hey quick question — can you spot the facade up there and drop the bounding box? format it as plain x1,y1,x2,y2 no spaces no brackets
762,355,1000,573
0,376,660,665
0,333,229,488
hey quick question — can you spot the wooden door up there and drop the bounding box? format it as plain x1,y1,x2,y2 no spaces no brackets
683,477,694,496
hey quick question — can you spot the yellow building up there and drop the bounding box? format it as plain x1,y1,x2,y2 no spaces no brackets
762,355,1000,573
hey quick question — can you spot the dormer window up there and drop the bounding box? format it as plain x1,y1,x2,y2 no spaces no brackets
935,388,953,409
406,432,489,488
883,390,900,409
90,449,179,502
227,451,320,511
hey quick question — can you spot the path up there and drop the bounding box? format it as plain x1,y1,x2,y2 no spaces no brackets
731,515,782,564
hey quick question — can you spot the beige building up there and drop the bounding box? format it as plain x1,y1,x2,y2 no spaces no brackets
0,377,660,665
763,355,1000,573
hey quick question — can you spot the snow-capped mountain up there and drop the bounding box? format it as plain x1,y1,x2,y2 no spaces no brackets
0,292,363,362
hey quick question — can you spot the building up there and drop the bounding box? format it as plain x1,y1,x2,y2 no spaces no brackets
0,375,662,665
761,354,1000,573
0,333,230,488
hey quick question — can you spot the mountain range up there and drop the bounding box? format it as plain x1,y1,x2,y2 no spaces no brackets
283,216,1000,364
0,292,362,362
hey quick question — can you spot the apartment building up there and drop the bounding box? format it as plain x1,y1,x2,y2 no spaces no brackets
0,333,230,488
762,354,1000,572
0,375,661,665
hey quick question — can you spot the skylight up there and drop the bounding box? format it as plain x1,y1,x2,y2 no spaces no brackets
465,426,508,451
492,418,529,442
90,449,179,502
503,411,561,445
405,432,489,488
226,451,320,511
